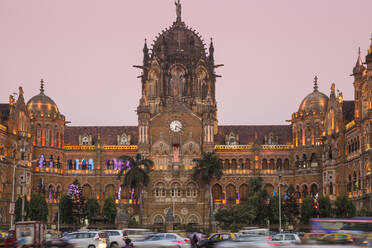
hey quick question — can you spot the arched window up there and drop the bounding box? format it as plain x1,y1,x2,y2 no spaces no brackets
262,159,268,170
48,185,54,200
36,126,41,146
212,184,223,203
302,185,308,198
238,159,243,169
226,184,236,204
75,159,80,170
231,159,237,170
88,159,94,170
353,172,357,191
310,184,318,197
269,159,275,170
284,158,290,170
276,159,282,170
245,159,251,170
171,183,181,197
224,159,230,170
49,155,54,168
239,184,248,202
154,215,164,225
186,183,197,197
45,127,50,147
81,159,87,170
155,182,166,197
329,182,334,195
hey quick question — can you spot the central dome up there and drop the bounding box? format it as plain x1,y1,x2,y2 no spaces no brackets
151,4,207,61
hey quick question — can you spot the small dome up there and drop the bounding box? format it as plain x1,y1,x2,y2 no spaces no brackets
298,76,329,115
27,80,63,119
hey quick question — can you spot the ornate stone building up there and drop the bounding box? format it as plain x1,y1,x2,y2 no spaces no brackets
0,2,371,229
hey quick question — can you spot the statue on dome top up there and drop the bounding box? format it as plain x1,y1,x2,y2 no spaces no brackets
175,0,181,21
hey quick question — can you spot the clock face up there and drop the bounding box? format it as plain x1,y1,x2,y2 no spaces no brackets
170,120,183,133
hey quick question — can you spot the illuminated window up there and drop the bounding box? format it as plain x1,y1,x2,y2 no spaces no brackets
171,183,181,197
186,183,197,197
88,159,94,170
155,182,166,197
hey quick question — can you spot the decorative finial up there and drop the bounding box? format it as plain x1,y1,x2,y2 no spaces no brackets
40,79,45,93
175,0,181,22
18,86,24,96
313,75,318,91
331,83,335,94
356,46,363,67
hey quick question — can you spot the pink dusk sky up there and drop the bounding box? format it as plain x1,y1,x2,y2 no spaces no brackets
0,0,371,126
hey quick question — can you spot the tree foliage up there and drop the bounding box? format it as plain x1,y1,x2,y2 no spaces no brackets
192,152,223,232
300,197,315,224
59,194,73,224
357,208,372,217
318,196,332,218
14,196,29,221
282,185,299,225
268,195,280,224
192,152,223,186
102,197,117,224
84,197,100,222
117,153,154,224
29,193,48,222
335,195,356,218
215,205,256,232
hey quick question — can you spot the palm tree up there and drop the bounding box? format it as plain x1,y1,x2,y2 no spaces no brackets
192,151,223,232
117,153,154,225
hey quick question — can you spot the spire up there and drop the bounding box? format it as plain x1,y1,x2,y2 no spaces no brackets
353,47,365,75
175,0,182,23
313,75,318,91
40,79,45,94
209,38,214,62
143,38,149,64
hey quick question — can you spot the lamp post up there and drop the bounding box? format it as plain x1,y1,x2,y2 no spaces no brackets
278,174,282,233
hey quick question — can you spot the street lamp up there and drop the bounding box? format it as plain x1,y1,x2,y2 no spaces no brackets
278,174,282,233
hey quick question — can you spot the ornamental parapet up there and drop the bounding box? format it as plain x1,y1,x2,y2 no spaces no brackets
215,144,293,150
103,145,138,150
215,145,252,150
65,169,95,175
261,144,293,150
64,145,96,150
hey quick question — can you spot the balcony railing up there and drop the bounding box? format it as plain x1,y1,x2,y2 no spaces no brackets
65,170,95,175
64,145,96,150
103,145,138,150
215,144,293,150
34,167,63,174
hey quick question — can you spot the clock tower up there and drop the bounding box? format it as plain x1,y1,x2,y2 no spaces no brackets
136,1,220,226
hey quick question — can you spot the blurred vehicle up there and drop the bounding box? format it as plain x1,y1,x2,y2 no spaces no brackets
215,234,269,248
270,233,301,245
15,221,45,248
45,231,60,242
197,233,237,248
302,232,325,244
63,231,110,248
318,233,353,245
4,230,16,248
311,217,372,235
101,230,126,248
122,229,151,241
238,228,269,237
0,231,6,247
45,238,74,248
133,233,190,248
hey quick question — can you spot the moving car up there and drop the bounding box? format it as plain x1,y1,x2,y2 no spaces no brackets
270,233,301,245
319,233,353,245
63,231,110,248
197,233,237,248
133,233,190,248
216,234,269,248
302,232,325,244
45,238,74,248
122,229,151,241
101,230,126,248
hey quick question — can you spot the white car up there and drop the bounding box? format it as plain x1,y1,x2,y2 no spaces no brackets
64,231,109,248
122,228,151,241
133,233,190,248
271,233,301,245
102,230,126,248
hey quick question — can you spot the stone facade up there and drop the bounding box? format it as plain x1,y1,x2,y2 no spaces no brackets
0,3,371,229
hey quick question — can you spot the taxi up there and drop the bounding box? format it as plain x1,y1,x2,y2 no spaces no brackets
197,232,237,248
319,233,353,244
302,232,325,244
0,231,6,247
